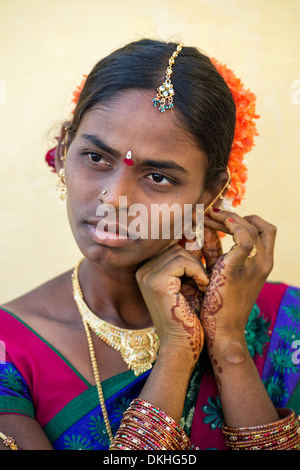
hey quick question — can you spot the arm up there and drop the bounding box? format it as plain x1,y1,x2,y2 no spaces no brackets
110,245,208,450
202,211,279,427
135,246,208,423
135,212,278,428
0,415,53,450
111,213,298,450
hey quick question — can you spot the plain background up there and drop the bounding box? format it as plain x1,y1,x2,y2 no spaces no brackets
0,0,299,304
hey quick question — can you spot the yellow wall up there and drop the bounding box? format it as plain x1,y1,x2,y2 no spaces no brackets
0,0,299,303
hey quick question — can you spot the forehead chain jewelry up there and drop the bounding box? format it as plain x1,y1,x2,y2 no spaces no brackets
152,43,183,113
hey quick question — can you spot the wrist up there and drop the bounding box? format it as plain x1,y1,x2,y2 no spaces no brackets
158,345,198,364
208,335,250,366
142,347,196,424
156,346,197,376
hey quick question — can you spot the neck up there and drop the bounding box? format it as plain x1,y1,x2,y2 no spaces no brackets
76,258,152,329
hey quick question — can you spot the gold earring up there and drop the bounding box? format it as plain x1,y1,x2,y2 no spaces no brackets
60,126,69,163
56,126,69,201
204,167,231,214
56,168,67,201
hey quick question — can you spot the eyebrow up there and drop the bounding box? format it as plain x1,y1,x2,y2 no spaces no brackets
142,159,189,175
80,134,121,158
79,133,189,175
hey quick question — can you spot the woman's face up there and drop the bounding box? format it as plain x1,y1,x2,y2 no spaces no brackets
64,90,209,270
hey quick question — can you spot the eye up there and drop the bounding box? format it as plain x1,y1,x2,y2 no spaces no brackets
151,173,166,183
146,172,176,187
85,152,111,166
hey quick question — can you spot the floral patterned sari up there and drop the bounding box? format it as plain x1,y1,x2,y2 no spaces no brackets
0,282,299,450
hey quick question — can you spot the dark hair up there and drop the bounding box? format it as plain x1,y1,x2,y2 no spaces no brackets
70,39,236,188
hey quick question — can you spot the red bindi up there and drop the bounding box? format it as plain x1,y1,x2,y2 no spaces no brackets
123,150,134,166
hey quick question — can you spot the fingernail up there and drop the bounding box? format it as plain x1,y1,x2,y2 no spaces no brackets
212,208,221,212
228,218,235,223
205,214,212,219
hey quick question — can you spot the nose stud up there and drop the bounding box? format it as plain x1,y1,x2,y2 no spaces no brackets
99,189,107,203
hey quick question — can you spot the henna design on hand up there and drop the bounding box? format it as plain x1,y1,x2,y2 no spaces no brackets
202,228,223,277
171,293,204,362
200,255,226,349
180,278,203,314
200,254,227,390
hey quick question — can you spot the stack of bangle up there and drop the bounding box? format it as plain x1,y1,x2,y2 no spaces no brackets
109,398,192,450
222,408,300,450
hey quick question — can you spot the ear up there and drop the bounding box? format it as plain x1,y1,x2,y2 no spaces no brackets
54,121,71,173
191,170,230,226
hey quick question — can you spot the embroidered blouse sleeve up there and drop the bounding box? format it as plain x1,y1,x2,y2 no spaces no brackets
0,350,35,419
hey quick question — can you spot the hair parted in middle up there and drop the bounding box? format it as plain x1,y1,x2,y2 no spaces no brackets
69,39,236,190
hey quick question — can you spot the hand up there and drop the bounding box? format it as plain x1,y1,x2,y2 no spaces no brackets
201,209,276,349
136,244,209,366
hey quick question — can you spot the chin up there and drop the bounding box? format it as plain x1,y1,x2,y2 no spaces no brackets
71,220,174,268
74,238,145,271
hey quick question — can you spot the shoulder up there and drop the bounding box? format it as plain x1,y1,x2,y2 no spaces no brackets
0,268,83,372
0,268,74,326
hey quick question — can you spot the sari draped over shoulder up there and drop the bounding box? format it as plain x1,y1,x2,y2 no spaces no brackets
0,282,299,450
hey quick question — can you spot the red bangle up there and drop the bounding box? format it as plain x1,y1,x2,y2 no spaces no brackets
222,409,300,450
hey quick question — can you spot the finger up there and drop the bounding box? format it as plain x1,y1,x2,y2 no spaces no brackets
205,213,231,233
205,209,264,257
243,215,277,258
202,227,223,275
138,245,209,287
222,217,258,263
207,209,260,242
159,245,208,278
154,255,210,294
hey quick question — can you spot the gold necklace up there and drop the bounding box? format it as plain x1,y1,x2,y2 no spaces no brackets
81,316,114,444
72,259,160,376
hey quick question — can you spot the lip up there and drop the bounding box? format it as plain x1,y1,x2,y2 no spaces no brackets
85,222,137,247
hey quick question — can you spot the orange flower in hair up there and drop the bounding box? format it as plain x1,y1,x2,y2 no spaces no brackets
71,75,87,113
211,58,259,207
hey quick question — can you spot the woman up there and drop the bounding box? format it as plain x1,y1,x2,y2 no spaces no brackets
0,39,299,451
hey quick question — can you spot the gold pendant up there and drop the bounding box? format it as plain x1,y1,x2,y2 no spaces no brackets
72,261,159,376
120,330,159,376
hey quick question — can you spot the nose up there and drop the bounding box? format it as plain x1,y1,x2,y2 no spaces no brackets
98,167,134,211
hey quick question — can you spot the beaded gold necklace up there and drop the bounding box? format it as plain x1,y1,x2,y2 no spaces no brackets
80,315,114,444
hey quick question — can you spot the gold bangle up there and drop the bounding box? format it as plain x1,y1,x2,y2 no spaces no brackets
222,409,300,450
110,398,191,450
0,431,20,450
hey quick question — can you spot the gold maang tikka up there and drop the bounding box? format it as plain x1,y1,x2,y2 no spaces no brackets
152,43,183,112
56,126,69,201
